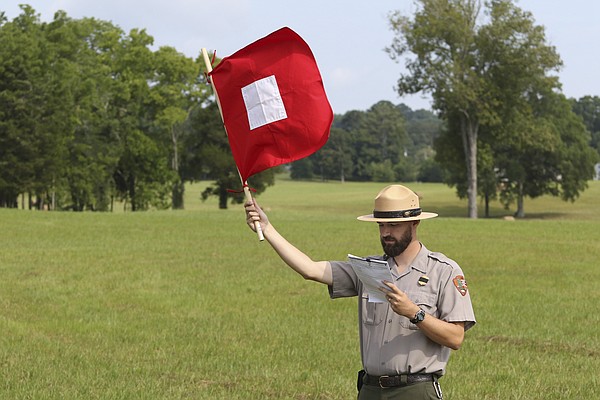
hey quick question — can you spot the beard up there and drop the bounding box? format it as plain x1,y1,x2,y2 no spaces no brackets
380,229,413,258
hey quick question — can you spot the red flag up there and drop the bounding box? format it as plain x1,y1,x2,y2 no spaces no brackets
209,27,333,182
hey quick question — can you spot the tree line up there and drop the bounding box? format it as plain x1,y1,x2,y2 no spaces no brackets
1,3,599,217
291,102,444,183
0,5,439,211
0,6,271,211
1,5,206,210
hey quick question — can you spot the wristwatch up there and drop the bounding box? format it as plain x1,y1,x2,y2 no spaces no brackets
410,308,426,324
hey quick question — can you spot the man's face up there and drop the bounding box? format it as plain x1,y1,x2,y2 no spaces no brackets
378,222,413,258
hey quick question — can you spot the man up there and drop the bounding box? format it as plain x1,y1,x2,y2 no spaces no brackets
244,185,476,399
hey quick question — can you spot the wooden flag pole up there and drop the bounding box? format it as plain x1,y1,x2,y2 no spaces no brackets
201,48,264,241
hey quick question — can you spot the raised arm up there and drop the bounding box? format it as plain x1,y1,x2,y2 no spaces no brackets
245,200,332,285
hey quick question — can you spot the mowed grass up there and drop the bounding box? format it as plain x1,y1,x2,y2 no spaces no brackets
1,178,599,399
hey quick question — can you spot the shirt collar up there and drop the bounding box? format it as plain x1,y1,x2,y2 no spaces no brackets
387,243,430,278
409,243,431,274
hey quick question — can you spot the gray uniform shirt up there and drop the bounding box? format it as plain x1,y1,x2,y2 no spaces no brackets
328,243,476,376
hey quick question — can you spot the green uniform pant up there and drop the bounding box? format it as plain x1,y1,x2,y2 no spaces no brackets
358,381,441,400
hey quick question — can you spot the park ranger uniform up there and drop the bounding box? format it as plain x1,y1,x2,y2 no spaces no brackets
328,243,476,399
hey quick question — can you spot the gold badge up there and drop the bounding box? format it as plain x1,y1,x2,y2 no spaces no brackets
418,275,429,286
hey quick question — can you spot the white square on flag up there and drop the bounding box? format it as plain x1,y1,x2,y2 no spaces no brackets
241,75,288,130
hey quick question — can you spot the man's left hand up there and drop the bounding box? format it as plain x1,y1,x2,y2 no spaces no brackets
380,281,420,319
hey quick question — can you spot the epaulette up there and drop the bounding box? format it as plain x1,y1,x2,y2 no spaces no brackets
427,252,460,270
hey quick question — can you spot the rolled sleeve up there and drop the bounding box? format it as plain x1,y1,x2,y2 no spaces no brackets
328,261,360,299
438,267,476,331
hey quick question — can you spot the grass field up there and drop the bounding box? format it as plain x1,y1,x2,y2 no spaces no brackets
1,178,599,399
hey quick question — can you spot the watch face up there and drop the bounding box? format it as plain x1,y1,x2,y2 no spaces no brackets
411,309,425,323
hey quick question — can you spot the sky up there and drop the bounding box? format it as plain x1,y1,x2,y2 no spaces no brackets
3,1,600,115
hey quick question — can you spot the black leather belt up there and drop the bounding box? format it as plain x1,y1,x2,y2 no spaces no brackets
364,373,435,388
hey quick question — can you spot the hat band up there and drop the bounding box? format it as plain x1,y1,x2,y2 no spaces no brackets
373,208,422,219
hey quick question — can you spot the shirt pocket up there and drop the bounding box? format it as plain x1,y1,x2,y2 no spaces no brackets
400,292,437,330
361,294,384,325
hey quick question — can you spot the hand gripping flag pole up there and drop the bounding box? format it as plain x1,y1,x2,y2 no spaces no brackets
201,48,265,241
202,27,333,241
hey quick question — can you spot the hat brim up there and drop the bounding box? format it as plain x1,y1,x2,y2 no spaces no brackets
356,212,438,222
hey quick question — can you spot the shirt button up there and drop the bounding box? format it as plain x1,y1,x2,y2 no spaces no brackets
388,319,392,323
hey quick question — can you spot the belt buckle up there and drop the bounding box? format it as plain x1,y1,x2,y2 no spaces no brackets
378,375,390,388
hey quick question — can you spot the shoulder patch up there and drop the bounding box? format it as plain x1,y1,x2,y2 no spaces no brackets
453,275,468,296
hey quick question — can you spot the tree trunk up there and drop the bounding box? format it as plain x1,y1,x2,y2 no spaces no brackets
484,192,490,218
218,185,228,209
172,180,184,210
171,126,183,209
515,182,525,218
460,113,479,219
37,192,45,211
129,176,136,212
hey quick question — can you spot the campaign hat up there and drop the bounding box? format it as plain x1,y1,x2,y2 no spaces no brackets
357,185,438,222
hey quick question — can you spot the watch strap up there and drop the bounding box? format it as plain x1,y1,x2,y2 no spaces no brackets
410,308,426,324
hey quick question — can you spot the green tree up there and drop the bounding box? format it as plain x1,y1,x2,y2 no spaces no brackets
401,106,444,183
417,157,444,183
290,158,315,180
300,126,353,182
571,95,600,158
365,101,408,163
0,8,37,207
399,105,443,156
44,14,122,211
435,118,497,217
150,46,204,209
369,159,396,182
475,142,498,217
335,109,370,180
329,101,407,181
494,92,598,217
109,28,177,211
0,5,73,209
388,0,562,218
